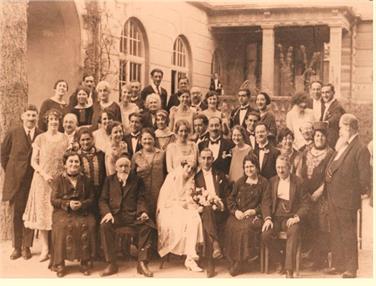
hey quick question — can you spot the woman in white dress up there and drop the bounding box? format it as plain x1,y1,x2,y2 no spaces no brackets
156,159,204,272
23,109,69,262
93,110,113,152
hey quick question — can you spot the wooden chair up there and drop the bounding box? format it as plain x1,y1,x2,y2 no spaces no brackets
260,231,302,277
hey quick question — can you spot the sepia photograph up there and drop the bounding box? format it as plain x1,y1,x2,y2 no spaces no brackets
0,0,373,280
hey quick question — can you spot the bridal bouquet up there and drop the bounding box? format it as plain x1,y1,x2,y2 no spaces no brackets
191,187,224,213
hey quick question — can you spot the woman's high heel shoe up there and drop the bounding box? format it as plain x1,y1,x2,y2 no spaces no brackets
184,258,203,272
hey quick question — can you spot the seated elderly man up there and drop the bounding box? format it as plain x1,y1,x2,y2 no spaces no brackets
99,155,155,277
261,155,310,278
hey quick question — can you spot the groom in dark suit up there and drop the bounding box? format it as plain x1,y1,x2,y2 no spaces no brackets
1,104,41,260
141,68,168,110
194,148,230,277
324,114,371,278
99,155,155,277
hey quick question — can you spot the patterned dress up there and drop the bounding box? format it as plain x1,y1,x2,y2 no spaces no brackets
165,141,198,173
23,132,69,230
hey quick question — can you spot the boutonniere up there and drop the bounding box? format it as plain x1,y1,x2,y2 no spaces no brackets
222,150,232,159
264,149,270,154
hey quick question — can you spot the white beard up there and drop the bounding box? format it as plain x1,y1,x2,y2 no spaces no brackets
335,135,349,152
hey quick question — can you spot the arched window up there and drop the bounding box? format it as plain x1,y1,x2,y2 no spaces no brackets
171,35,191,94
211,50,221,76
119,18,148,91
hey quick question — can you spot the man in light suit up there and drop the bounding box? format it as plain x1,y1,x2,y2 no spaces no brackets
1,104,41,260
261,155,310,278
99,155,155,277
198,116,234,174
324,114,371,278
320,83,345,148
194,148,230,277
141,68,168,110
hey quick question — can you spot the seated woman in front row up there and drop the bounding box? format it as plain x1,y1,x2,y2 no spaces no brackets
49,150,97,277
224,153,269,276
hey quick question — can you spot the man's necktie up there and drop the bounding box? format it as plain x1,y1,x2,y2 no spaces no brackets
27,130,32,142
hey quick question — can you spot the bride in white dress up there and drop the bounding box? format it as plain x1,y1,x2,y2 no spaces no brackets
156,159,204,272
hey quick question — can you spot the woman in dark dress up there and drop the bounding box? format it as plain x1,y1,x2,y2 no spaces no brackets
255,92,277,145
50,150,96,277
296,121,334,270
224,154,269,276
70,86,93,127
38,79,69,132
76,127,106,217
132,128,166,218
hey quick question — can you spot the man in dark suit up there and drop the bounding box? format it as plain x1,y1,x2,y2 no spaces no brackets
141,68,168,110
167,76,190,112
261,155,310,278
99,155,155,277
324,114,371,278
123,112,143,159
191,113,209,144
244,111,260,150
230,88,257,129
209,72,223,96
194,148,230,277
307,80,323,122
198,116,234,174
320,83,345,148
1,104,41,260
253,122,280,179
68,74,97,107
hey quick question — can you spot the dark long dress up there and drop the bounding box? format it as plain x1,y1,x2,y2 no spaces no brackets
224,175,268,262
91,101,121,128
50,173,96,267
297,145,334,267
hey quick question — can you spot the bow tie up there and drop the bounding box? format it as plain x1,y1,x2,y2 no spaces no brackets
249,132,255,136
240,105,249,111
131,133,139,138
259,146,268,151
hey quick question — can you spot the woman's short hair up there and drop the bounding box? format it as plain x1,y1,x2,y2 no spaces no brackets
44,108,62,124
98,110,115,124
174,119,191,134
277,127,295,143
106,121,123,136
177,91,191,98
231,125,247,141
62,149,82,166
76,127,94,141
205,90,218,100
145,93,162,109
96,80,111,93
140,127,156,143
74,85,91,99
257,92,271,106
243,153,260,173
53,79,69,91
156,109,169,126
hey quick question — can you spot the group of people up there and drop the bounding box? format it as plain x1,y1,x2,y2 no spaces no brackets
1,69,371,279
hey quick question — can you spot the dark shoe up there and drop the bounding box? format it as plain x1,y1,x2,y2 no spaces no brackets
101,263,118,277
56,265,65,278
10,249,22,260
21,247,32,260
80,261,90,276
206,260,216,278
212,241,223,260
229,262,241,276
285,270,294,278
323,267,342,275
137,261,153,277
342,271,357,278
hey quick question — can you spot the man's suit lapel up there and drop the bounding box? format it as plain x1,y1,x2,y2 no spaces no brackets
324,99,338,120
271,178,278,213
330,136,358,175
212,170,220,196
288,176,296,211
122,175,135,199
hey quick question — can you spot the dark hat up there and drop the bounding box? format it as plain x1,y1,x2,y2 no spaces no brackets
313,121,328,134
